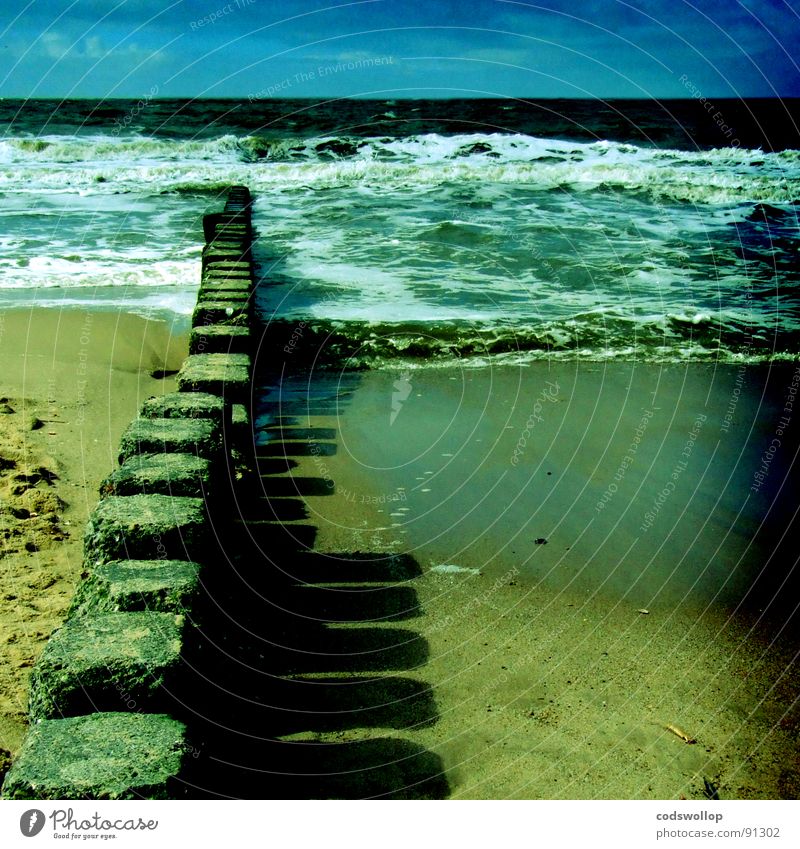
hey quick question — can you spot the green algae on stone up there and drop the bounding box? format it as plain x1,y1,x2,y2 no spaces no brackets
117,418,220,465
84,494,208,565
28,612,184,721
140,391,226,427
69,559,201,617
99,453,213,499
177,353,251,401
1,713,188,800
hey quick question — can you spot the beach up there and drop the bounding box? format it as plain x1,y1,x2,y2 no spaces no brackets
233,358,800,799
0,96,798,800
0,309,797,799
0,308,187,759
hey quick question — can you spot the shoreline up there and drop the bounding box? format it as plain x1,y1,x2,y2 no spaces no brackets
260,359,800,799
0,304,797,798
0,307,188,757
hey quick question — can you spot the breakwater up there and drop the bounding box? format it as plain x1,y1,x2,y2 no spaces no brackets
2,187,255,800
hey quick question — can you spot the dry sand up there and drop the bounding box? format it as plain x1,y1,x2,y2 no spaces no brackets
0,307,187,768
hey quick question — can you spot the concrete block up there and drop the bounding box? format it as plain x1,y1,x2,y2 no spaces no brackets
231,403,250,431
84,494,208,565
190,324,251,355
177,354,251,402
70,559,201,617
140,391,226,429
202,260,252,273
28,612,184,721
196,289,251,306
201,270,253,282
192,301,250,327
1,712,188,800
199,278,253,295
203,213,251,242
99,453,213,499
117,417,220,464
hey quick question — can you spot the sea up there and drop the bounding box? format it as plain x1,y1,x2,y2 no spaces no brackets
1,97,799,366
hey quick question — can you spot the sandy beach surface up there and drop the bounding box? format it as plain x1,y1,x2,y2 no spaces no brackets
1,311,798,799
0,307,187,764
250,359,800,799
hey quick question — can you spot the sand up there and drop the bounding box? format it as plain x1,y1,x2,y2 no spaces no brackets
1,314,798,799
253,360,800,799
0,307,187,766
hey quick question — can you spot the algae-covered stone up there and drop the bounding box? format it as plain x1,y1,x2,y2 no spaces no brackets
140,391,226,428
177,354,251,402
202,267,253,279
100,453,213,499
1,712,188,800
118,417,220,464
202,260,252,273
70,559,201,616
190,324,251,355
28,612,185,721
231,403,250,431
192,300,250,328
84,494,208,565
198,284,252,302
199,276,252,294
203,212,251,242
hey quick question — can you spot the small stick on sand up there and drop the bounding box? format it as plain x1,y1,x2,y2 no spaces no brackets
664,723,697,744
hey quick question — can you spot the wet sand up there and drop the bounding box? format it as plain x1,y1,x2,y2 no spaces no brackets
2,319,798,799
0,307,187,761
255,360,800,799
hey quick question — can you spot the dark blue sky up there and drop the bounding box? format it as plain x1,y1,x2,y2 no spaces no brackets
1,0,798,99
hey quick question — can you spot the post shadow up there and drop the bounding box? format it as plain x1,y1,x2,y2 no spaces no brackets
172,273,450,798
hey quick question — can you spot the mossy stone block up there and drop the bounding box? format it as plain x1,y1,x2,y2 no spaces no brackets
70,559,201,616
118,418,220,465
140,391,226,428
1,712,188,800
199,277,252,294
28,612,184,721
177,354,251,402
190,325,251,355
192,301,250,328
84,494,207,565
100,453,213,499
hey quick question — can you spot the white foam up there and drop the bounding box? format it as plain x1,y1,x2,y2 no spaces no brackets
430,564,480,575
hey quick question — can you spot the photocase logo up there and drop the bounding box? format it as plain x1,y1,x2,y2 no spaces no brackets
19,809,46,837
390,370,413,425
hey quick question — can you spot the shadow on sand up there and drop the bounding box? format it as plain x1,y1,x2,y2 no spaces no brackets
176,366,449,799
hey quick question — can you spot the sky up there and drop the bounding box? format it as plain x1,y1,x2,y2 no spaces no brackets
1,0,798,99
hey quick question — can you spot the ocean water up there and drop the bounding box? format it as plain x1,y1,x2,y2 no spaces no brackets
1,98,798,364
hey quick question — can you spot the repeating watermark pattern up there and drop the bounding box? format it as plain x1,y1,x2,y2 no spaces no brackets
190,0,257,31
111,85,159,135
640,412,707,532
510,380,559,465
338,485,406,505
308,441,335,491
74,312,93,425
114,682,201,758
249,56,394,100
677,74,740,146
282,320,307,354
427,567,520,635
751,363,800,494
390,370,413,425
595,407,659,513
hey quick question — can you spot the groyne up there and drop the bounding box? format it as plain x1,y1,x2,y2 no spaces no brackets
2,187,255,800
